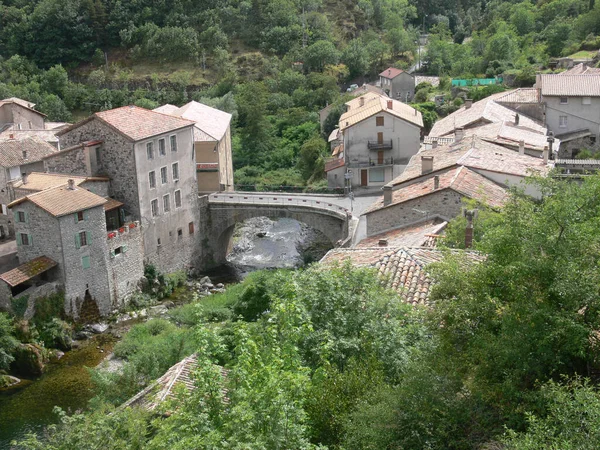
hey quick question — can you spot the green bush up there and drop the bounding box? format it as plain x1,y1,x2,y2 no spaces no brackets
36,318,73,350
231,270,281,321
11,296,28,319
0,313,18,371
32,292,65,324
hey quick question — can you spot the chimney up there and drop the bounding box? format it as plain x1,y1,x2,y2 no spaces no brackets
9,134,14,139
465,99,473,109
21,173,28,184
359,97,365,107
378,239,388,247
67,179,75,190
543,146,549,164
519,140,525,155
432,139,438,149
387,100,393,110
421,155,434,174
455,127,465,142
515,113,520,126
433,175,440,190
388,69,391,76
22,150,27,159
383,185,393,206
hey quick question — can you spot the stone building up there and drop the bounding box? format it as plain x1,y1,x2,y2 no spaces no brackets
379,68,416,102
154,101,234,193
54,105,200,274
0,98,46,132
325,93,423,190
364,136,551,236
0,137,58,238
4,180,143,316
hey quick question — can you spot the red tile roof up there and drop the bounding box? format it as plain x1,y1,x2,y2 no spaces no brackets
357,218,447,248
379,67,405,79
0,256,57,287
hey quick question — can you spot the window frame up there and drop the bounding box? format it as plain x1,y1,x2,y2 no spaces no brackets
158,138,166,156
163,194,170,213
376,116,384,127
172,162,179,181
20,233,30,246
79,231,88,247
149,171,156,189
583,96,592,105
188,221,194,234
170,135,177,152
174,190,182,208
560,97,568,105
151,199,159,217
559,115,568,128
17,211,26,223
160,166,168,184
369,167,385,183
146,142,154,160
77,211,84,222
82,255,91,270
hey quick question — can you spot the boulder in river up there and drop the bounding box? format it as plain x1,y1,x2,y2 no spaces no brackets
0,374,21,389
89,323,109,334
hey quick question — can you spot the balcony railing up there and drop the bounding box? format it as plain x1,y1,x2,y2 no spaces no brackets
367,140,393,150
347,157,395,168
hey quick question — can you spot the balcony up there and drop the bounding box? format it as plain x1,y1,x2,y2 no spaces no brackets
347,157,395,168
367,140,393,150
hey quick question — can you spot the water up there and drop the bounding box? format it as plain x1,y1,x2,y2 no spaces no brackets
0,335,115,449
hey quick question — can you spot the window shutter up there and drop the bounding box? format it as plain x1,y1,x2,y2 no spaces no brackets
16,233,21,246
86,231,92,244
28,234,32,246
84,211,89,221
122,245,128,253
82,256,91,269
74,213,78,223
110,250,115,259
75,233,81,249
24,212,29,224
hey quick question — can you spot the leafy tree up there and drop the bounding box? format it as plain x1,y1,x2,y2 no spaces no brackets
303,40,340,72
0,313,18,371
342,39,370,78
297,134,327,181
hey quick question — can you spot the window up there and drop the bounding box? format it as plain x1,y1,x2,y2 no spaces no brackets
18,233,30,246
172,162,179,181
82,255,91,269
174,190,182,208
146,142,154,160
158,138,166,156
17,211,26,223
369,167,385,183
157,238,161,246
376,116,384,126
559,115,568,128
149,171,156,188
77,211,84,222
177,228,183,239
560,97,568,104
151,199,159,217
79,231,88,247
95,147,101,165
583,97,592,105
163,194,170,213
188,222,194,234
160,166,168,184
591,135,597,144
170,135,177,152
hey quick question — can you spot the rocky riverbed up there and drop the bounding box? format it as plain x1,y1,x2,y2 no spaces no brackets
227,217,332,273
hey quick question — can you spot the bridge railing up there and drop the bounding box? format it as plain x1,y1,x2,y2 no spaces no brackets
208,193,351,218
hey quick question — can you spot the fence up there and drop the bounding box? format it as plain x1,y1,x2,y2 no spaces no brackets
451,77,503,87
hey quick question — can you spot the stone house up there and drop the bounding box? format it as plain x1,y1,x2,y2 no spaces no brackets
379,68,415,102
0,137,58,238
364,136,551,236
325,93,423,190
536,70,600,157
154,101,234,193
4,180,143,316
0,98,46,132
54,105,200,274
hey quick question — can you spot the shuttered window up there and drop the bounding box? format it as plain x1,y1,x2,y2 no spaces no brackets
82,255,91,269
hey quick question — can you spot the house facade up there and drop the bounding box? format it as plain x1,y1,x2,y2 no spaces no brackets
325,94,423,190
154,101,234,193
0,98,46,132
379,68,415,102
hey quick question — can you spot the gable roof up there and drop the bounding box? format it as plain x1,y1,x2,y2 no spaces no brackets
11,172,108,193
340,94,423,130
429,90,546,137
154,101,232,142
379,68,407,79
0,136,57,167
320,247,483,305
560,63,600,75
59,106,195,142
538,74,600,97
356,218,448,248
9,184,107,217
0,128,60,144
462,121,557,152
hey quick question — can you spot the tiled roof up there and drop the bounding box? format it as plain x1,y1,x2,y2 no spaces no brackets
538,74,600,97
560,63,600,75
357,218,447,248
44,122,70,131
155,101,232,141
340,94,423,130
366,165,509,214
429,90,546,137
9,184,107,217
328,128,340,142
11,172,108,193
320,247,483,305
0,129,60,143
0,97,44,116
0,256,57,287
60,106,195,142
379,67,406,79
0,136,57,167
495,88,541,104
464,122,556,152
103,197,123,212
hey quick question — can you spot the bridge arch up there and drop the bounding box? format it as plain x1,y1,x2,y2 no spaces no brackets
206,193,350,267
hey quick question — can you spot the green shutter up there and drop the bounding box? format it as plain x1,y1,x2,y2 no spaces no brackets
28,234,32,246
74,213,79,223
110,250,115,259
84,211,89,221
86,231,92,244
122,245,128,253
82,256,90,269
75,233,81,249
16,233,21,246
24,212,29,224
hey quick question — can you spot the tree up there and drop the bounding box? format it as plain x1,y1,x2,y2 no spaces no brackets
297,134,326,181
342,39,369,78
303,40,340,72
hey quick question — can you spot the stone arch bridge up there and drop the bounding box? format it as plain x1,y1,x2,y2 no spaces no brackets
204,193,351,267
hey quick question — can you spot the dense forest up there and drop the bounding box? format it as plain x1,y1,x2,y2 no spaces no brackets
1,0,599,188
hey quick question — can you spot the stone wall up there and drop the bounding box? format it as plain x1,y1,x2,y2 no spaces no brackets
80,180,110,197
59,119,141,219
107,223,144,309
43,145,88,175
366,189,465,236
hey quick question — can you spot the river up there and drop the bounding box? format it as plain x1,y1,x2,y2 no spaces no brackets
0,217,330,448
